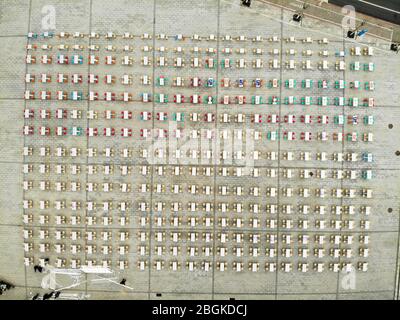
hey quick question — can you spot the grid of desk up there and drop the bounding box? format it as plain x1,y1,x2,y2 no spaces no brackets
22,31,375,274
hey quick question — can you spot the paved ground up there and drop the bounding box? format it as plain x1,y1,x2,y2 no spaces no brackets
0,0,399,300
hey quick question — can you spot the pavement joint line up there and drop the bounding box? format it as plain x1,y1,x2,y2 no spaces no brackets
393,211,400,299
0,35,27,38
